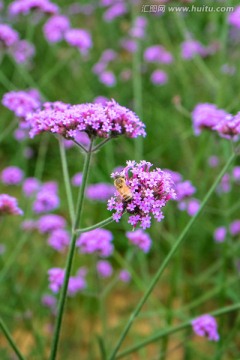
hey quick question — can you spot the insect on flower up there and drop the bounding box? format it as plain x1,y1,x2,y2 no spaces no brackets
114,176,133,202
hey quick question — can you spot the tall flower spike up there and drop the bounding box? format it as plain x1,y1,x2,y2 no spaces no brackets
27,99,146,140
108,161,176,229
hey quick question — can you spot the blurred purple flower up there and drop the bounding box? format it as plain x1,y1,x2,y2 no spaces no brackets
9,0,59,16
217,173,231,194
28,99,146,139
71,172,83,187
76,228,114,257
103,3,127,22
121,39,137,53
108,160,176,229
42,294,56,309
0,244,6,255
33,189,59,213
230,220,240,236
0,24,19,47
99,71,116,87
48,268,65,293
11,40,35,63
208,155,219,168
47,229,70,252
100,49,117,63
181,39,206,60
43,15,70,43
1,166,24,185
186,198,200,216
0,194,23,216
144,45,173,64
94,96,108,105
48,267,86,295
150,70,168,86
37,214,66,233
21,219,37,231
192,103,229,136
119,270,131,283
228,6,240,29
86,183,115,201
23,177,40,197
97,260,113,278
129,16,147,39
175,180,195,201
2,89,41,120
214,226,227,243
68,269,87,296
233,166,240,182
126,229,152,253
213,113,240,141
192,314,219,341
64,28,92,55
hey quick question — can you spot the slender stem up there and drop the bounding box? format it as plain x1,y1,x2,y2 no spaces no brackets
0,318,25,360
49,138,94,360
92,138,112,152
58,138,75,226
72,139,88,153
108,152,236,359
75,216,114,234
116,303,240,359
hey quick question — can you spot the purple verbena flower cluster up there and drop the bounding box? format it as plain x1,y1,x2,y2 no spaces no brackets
150,70,168,86
64,28,92,55
170,171,200,217
192,314,219,341
11,40,35,63
228,6,240,29
108,160,176,229
37,214,66,233
103,2,127,22
97,260,113,278
48,267,87,296
43,15,70,43
9,0,59,16
32,182,59,213
0,194,23,216
2,89,41,123
47,229,70,252
92,50,117,86
192,103,240,140
0,24,19,47
76,228,114,257
27,99,146,139
144,45,173,64
119,269,131,283
126,229,152,253
1,166,24,185
192,103,229,136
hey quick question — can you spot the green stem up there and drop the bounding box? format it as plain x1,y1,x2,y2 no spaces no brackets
116,303,240,359
49,138,94,360
58,138,75,227
72,139,88,153
0,318,25,360
75,216,114,234
108,152,236,359
92,138,112,152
